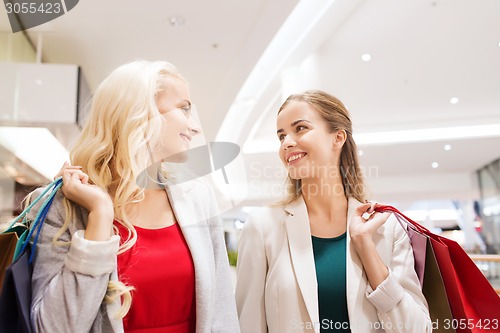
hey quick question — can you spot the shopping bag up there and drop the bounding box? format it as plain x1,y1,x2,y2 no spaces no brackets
0,223,30,293
0,245,33,333
0,231,18,291
0,177,63,333
375,205,500,333
407,221,456,333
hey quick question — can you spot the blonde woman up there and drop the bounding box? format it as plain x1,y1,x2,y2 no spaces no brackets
28,60,239,333
235,90,431,332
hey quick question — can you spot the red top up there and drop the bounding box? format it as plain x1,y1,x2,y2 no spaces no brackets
115,222,196,333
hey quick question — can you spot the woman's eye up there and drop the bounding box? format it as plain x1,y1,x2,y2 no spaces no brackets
296,125,307,132
181,105,191,115
278,134,286,141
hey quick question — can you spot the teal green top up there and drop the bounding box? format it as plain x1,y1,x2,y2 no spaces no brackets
312,233,351,332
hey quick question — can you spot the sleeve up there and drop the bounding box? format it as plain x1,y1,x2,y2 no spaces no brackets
365,221,432,332
29,194,120,333
207,186,241,333
235,210,268,333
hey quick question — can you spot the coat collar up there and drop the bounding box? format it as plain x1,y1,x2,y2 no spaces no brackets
282,196,366,330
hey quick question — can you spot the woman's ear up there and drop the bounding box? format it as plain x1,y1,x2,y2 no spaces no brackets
332,129,347,150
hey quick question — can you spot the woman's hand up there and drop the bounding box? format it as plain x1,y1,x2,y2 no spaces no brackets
349,202,391,289
349,202,391,247
57,162,114,241
57,162,113,214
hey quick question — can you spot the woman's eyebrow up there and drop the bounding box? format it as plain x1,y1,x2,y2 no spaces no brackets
277,119,311,134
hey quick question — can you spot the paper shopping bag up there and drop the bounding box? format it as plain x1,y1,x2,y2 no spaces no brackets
402,218,456,333
376,205,500,333
0,232,18,292
0,245,33,333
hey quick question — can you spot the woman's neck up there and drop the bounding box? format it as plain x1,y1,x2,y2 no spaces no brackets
301,175,348,224
125,188,176,229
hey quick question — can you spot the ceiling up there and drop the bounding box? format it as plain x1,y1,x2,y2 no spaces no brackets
1,0,500,213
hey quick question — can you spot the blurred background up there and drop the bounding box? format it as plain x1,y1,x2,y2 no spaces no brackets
1,0,499,291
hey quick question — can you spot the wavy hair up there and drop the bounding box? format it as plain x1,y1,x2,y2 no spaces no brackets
55,60,186,317
278,90,366,205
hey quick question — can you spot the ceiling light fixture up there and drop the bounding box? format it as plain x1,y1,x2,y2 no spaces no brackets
450,97,459,104
244,123,500,153
444,144,451,151
353,123,500,145
432,162,439,168
361,53,371,62
168,16,185,27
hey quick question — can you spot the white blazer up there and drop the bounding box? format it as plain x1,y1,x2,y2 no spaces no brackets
235,196,432,333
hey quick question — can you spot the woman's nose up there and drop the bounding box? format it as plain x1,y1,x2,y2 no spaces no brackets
282,135,296,150
189,119,201,136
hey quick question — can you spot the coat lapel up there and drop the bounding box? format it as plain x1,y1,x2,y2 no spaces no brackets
283,197,320,330
284,197,368,330
345,198,367,323
164,180,214,333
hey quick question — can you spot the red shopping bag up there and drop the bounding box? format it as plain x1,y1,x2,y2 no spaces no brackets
375,205,500,333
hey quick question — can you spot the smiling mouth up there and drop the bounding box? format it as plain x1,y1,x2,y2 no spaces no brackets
180,134,191,142
287,153,306,164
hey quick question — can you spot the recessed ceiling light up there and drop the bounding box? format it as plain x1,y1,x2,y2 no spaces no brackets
450,97,459,104
358,150,364,156
361,53,371,62
432,162,439,168
168,16,185,27
444,144,451,151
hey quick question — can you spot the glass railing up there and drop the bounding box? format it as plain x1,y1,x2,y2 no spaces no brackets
469,254,500,295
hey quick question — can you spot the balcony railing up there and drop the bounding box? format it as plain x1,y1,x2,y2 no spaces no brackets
469,254,500,295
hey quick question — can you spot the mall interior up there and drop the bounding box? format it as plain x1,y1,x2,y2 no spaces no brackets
1,0,500,297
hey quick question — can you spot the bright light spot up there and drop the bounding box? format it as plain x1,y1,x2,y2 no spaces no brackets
361,53,371,62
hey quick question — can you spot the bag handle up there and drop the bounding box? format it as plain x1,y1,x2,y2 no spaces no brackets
11,177,63,263
8,177,63,230
374,205,432,234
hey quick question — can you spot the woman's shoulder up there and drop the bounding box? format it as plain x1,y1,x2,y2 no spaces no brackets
375,207,407,243
26,185,64,218
248,205,284,219
244,204,287,231
26,185,86,230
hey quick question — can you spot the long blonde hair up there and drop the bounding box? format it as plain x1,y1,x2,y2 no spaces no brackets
56,60,187,317
278,90,366,205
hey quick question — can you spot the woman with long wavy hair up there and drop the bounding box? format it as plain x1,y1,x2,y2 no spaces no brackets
28,60,239,333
